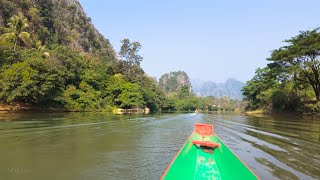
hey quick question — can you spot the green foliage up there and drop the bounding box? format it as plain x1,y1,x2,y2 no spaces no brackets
179,85,190,98
0,10,243,113
0,15,31,50
162,97,175,111
161,85,200,111
270,90,286,111
116,83,144,108
117,62,145,83
138,76,166,111
104,74,145,109
304,102,320,113
269,28,320,100
201,96,243,112
117,38,145,83
0,6,154,112
0,60,37,103
119,38,143,66
62,82,101,111
0,50,65,104
161,94,243,112
0,0,116,58
242,67,278,110
0,0,17,20
243,27,320,113
0,40,19,66
49,45,87,85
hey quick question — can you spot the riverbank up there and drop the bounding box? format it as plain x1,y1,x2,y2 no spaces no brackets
0,104,68,113
244,109,270,115
244,109,320,118
112,108,149,115
0,104,150,115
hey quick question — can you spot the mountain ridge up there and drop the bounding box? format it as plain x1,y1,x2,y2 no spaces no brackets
191,78,245,99
0,0,116,59
158,71,192,94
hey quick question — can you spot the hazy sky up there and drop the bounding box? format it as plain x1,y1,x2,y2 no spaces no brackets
79,0,319,82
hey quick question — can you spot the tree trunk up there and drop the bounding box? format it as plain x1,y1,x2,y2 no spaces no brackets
14,38,18,51
316,89,320,101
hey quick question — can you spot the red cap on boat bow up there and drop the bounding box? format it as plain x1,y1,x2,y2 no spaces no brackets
194,123,214,136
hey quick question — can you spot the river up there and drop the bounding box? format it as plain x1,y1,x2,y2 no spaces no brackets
0,112,319,179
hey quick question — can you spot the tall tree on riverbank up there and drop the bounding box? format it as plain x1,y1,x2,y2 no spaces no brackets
119,38,143,66
243,27,320,112
118,38,144,82
268,28,320,101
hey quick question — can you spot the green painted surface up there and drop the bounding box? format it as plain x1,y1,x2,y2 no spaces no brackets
162,133,258,180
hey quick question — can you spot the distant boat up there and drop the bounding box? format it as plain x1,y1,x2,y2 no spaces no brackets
161,123,259,180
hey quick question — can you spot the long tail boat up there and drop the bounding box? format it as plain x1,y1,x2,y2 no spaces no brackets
161,123,259,180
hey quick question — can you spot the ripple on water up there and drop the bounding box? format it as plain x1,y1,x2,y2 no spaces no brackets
0,113,319,180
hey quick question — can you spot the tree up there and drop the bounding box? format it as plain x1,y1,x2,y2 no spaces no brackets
0,50,65,104
118,38,144,82
119,38,143,66
138,75,166,111
62,82,101,111
104,74,145,109
116,83,144,108
0,15,31,51
179,85,190,98
268,28,320,101
0,40,19,67
242,68,269,107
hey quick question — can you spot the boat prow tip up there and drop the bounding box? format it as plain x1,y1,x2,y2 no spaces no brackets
194,123,214,136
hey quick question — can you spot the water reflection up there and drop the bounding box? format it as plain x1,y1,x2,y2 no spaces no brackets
205,113,319,179
0,112,319,179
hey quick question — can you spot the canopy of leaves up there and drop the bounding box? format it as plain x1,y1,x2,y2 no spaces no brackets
243,27,320,112
119,38,143,66
0,3,243,112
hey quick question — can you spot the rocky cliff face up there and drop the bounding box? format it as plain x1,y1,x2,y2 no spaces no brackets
191,78,245,99
159,71,192,94
0,0,116,59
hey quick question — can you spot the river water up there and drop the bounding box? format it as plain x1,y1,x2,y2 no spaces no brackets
0,112,319,180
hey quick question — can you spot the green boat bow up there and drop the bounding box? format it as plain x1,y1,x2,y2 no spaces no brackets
161,123,259,180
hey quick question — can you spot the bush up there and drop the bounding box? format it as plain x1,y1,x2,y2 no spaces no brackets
304,102,320,113
271,90,287,112
62,83,101,111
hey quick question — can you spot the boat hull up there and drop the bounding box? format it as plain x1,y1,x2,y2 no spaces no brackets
161,123,259,180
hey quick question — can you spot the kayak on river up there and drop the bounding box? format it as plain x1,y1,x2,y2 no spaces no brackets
161,123,259,180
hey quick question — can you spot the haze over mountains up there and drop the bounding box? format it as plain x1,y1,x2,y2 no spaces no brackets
191,79,245,99
158,71,245,100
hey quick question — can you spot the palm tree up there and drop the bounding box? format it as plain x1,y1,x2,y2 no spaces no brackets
0,15,31,51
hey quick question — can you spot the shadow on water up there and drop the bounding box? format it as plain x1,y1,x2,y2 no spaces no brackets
0,112,319,179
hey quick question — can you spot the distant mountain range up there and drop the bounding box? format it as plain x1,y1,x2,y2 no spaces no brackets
191,79,245,99
158,71,245,99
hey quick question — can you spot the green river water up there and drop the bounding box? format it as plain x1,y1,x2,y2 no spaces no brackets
0,112,319,180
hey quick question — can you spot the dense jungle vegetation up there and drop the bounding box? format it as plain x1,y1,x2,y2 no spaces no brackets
0,0,242,112
242,28,320,113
